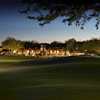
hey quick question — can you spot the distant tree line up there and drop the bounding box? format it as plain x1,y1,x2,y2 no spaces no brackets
1,37,100,55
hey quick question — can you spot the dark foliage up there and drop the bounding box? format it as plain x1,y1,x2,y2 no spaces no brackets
20,0,100,29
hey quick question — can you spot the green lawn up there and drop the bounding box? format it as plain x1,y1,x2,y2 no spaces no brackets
0,56,100,100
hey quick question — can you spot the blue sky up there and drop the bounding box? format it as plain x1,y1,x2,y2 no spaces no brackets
0,0,100,43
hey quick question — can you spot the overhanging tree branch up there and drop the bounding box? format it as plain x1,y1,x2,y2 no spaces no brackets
20,0,100,29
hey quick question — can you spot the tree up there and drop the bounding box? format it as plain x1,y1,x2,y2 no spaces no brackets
23,41,40,49
2,37,24,51
50,41,65,49
20,0,100,29
65,38,76,51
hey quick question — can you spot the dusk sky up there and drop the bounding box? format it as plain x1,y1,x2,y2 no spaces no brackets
0,0,100,43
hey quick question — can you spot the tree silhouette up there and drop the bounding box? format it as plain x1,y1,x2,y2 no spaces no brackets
51,41,65,49
2,37,24,51
65,38,76,51
20,0,100,29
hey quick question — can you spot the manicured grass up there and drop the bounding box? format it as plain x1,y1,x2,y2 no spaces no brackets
0,56,100,100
